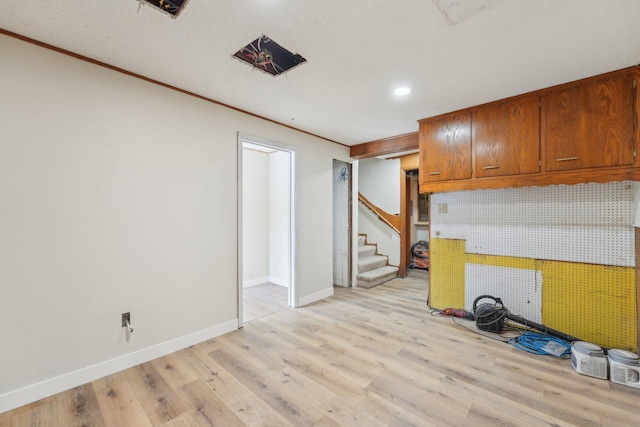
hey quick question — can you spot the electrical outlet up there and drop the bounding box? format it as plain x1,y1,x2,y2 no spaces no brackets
121,312,130,327
437,203,448,214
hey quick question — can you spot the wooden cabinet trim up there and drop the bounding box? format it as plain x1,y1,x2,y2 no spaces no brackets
633,68,640,168
420,165,640,193
350,132,418,159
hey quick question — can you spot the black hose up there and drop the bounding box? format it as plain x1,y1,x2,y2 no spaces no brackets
505,312,581,343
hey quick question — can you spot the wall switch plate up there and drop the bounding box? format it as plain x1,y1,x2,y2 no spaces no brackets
121,312,130,327
437,204,448,214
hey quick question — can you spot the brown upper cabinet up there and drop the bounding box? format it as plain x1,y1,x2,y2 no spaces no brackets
419,111,471,183
472,95,540,178
419,67,640,193
541,72,636,172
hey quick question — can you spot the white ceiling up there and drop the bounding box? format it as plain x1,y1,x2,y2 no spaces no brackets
2,0,640,146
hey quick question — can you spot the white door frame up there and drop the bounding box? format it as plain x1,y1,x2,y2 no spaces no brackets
237,132,298,327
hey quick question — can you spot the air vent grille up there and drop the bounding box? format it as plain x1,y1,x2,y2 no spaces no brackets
233,35,306,77
142,0,188,17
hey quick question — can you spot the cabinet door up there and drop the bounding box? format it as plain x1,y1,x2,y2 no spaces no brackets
541,72,635,172
473,96,540,178
419,112,471,183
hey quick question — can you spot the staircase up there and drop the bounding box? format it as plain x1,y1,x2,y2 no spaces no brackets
357,235,399,288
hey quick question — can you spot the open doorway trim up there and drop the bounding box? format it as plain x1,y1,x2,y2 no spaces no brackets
399,154,419,277
237,132,298,328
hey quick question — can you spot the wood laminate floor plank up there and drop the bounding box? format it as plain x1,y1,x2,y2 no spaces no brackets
126,362,190,426
243,283,288,323
178,379,247,427
4,277,640,426
208,346,322,426
92,377,153,427
9,396,57,427
183,346,293,427
218,326,388,426
157,411,201,427
0,411,11,427
53,383,106,427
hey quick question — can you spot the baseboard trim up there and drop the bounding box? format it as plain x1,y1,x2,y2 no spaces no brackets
268,277,289,287
299,287,334,306
243,276,269,288
0,319,238,414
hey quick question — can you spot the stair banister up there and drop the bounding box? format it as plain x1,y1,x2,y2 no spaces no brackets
358,192,400,234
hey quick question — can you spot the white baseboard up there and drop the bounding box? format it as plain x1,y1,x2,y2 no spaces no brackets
268,276,289,287
243,276,269,288
0,319,238,414
299,286,334,306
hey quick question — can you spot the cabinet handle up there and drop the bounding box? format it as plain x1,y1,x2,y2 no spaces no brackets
482,165,500,170
555,156,578,162
428,171,441,175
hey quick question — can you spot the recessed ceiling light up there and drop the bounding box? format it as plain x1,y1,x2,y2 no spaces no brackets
394,86,411,96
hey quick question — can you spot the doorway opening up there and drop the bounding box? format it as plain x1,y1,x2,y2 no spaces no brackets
238,134,297,326
404,170,430,280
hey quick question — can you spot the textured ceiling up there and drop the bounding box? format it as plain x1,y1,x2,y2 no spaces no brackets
1,0,640,146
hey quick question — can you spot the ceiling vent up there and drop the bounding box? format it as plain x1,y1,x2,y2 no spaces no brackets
140,0,189,17
233,36,307,77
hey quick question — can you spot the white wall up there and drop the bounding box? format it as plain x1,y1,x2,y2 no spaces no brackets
416,226,430,242
0,33,350,412
357,158,401,266
242,147,293,289
358,158,400,213
358,206,401,266
242,149,269,286
268,150,291,287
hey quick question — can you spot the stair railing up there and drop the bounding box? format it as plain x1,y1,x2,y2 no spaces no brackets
358,192,400,234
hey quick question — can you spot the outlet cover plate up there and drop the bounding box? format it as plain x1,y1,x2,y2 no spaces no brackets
121,312,130,327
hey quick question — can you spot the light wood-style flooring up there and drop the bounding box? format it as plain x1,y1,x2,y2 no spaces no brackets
243,283,289,323
2,277,640,426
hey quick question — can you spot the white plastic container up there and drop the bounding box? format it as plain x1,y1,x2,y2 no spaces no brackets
608,349,640,389
571,341,608,379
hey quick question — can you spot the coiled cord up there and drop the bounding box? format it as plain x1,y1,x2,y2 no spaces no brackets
509,331,571,358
